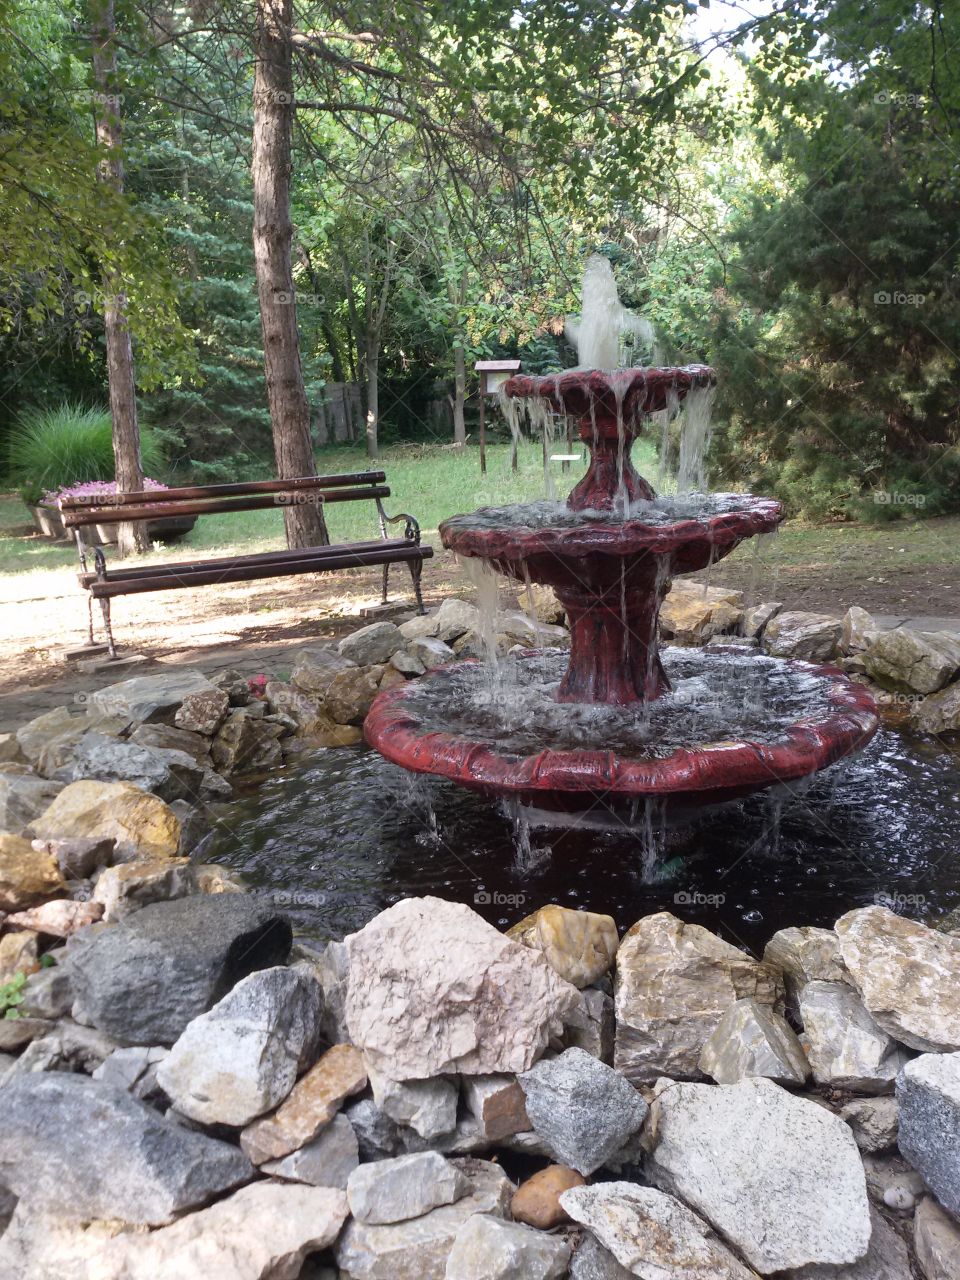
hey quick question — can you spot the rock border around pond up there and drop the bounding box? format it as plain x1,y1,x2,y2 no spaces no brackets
0,888,956,1276
0,591,959,1274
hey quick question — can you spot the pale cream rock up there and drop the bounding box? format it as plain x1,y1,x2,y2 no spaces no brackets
343,897,580,1081
835,905,960,1051
699,997,809,1086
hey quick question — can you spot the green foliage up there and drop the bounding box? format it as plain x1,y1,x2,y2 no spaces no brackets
0,971,26,1019
8,401,166,499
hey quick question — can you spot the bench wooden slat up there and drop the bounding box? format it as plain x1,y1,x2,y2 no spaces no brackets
61,484,392,529
77,537,409,586
57,471,387,509
88,543,433,598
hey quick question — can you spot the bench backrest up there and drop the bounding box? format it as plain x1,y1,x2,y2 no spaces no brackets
59,471,390,530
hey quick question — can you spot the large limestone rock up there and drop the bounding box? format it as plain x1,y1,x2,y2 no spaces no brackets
0,766,62,832
914,1196,960,1280
445,1214,571,1280
777,1208,912,1279
507,904,619,988
174,686,230,735
89,668,215,724
291,647,357,695
0,831,65,910
835,905,960,1051
0,1074,252,1224
614,912,782,1083
564,985,615,1063
324,665,383,724
156,967,323,1126
92,857,198,921
130,721,212,763
518,1047,647,1175
66,893,292,1045
659,581,744,646
261,1111,359,1188
741,600,782,639
799,980,910,1092
762,925,849,1006
862,627,960,693
913,683,960,734
62,732,208,802
763,610,842,661
434,598,483,643
407,635,456,669
343,897,580,1081
560,1182,757,1280
699,996,809,1085
897,1051,960,1219
647,1077,872,1273
211,708,284,774
339,620,404,664
6,1183,350,1280
33,779,182,858
335,1156,514,1280
240,1042,368,1164
347,1151,467,1224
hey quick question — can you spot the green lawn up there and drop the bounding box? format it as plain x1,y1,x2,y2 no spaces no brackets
3,437,960,608
0,439,622,575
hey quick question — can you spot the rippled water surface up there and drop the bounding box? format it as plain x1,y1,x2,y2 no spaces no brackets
442,492,767,533
207,730,960,955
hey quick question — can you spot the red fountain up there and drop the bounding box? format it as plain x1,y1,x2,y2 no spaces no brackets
365,361,878,820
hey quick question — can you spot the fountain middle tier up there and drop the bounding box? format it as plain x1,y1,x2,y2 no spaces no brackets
441,493,783,704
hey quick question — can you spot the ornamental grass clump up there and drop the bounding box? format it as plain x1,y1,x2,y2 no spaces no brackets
8,401,164,505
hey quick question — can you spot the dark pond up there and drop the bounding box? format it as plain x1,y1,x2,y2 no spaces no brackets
206,729,960,957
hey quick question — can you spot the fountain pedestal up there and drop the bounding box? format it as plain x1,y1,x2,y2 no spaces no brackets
556,577,669,704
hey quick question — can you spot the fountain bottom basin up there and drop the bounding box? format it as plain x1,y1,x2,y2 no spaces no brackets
364,649,880,818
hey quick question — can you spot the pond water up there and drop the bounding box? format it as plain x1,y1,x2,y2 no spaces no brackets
206,728,960,957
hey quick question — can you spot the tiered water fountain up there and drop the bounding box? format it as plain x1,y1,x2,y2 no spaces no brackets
365,257,879,822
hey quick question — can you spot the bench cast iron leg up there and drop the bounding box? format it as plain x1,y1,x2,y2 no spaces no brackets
381,563,389,606
99,598,118,660
408,559,426,615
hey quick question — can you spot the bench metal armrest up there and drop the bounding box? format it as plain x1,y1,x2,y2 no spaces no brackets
374,498,422,544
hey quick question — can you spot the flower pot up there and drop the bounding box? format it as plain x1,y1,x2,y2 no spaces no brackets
30,504,68,541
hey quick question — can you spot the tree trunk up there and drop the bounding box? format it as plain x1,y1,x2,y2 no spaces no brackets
452,342,467,445
89,0,145,557
252,0,328,546
365,339,380,458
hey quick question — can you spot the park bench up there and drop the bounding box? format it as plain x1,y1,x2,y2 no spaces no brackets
59,471,432,659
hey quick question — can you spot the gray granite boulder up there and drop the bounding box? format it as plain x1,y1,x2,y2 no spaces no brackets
156,966,323,1125
346,1151,467,1224
0,1074,253,1224
518,1047,648,1175
0,766,63,832
897,1051,960,1218
914,1196,960,1280
647,1077,871,1273
840,1096,899,1153
65,892,292,1044
61,732,207,802
568,1234,635,1279
777,1208,912,1279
